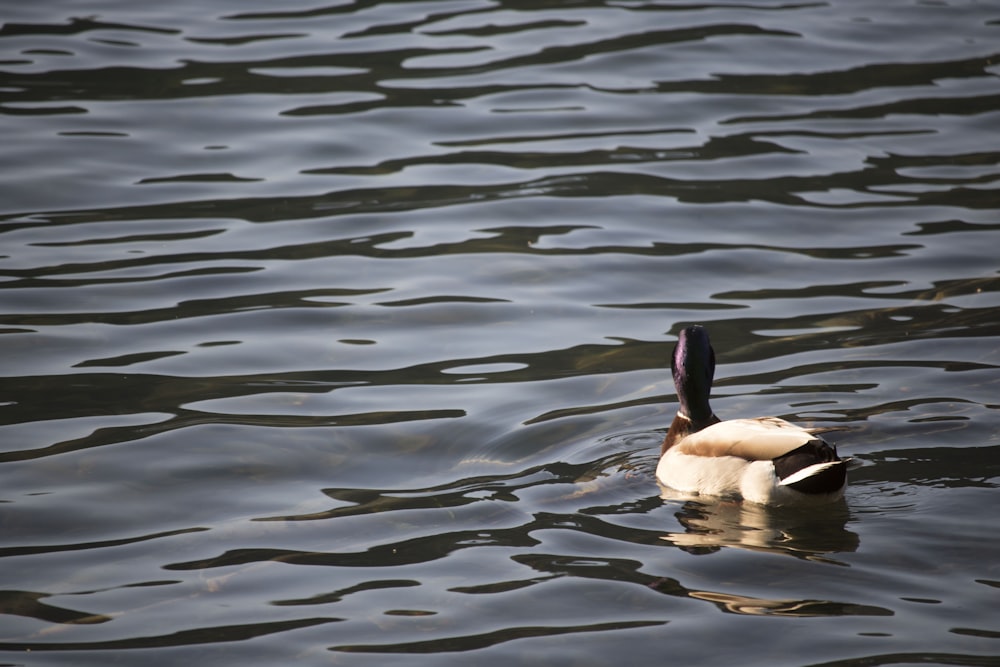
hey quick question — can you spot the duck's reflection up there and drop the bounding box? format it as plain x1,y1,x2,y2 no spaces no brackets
684,590,889,617
659,487,859,564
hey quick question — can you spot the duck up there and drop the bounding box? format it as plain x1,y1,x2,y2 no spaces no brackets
656,325,849,505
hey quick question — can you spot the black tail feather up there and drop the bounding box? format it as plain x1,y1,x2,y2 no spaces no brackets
773,440,847,495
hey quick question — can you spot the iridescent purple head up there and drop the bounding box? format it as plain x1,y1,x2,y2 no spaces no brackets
672,325,716,425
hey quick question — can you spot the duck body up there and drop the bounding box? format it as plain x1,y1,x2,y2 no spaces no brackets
657,416,847,504
657,326,848,505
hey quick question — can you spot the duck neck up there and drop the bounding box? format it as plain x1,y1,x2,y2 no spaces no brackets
661,407,718,455
678,396,716,431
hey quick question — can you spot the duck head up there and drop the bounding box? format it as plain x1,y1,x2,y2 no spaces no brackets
672,325,716,427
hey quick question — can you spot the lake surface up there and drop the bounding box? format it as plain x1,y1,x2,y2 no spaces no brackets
1,1,999,665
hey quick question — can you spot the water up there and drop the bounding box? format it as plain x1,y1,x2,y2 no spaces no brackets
1,1,999,664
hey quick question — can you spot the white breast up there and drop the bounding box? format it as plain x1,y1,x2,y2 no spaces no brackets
656,449,780,503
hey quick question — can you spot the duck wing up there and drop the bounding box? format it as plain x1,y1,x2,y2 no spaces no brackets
672,417,823,462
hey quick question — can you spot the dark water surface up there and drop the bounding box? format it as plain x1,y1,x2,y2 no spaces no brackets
2,1,999,665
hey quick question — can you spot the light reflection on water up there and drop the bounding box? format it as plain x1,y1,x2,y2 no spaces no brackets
2,1,1000,665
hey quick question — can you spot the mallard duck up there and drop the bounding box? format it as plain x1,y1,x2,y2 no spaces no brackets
656,325,849,505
